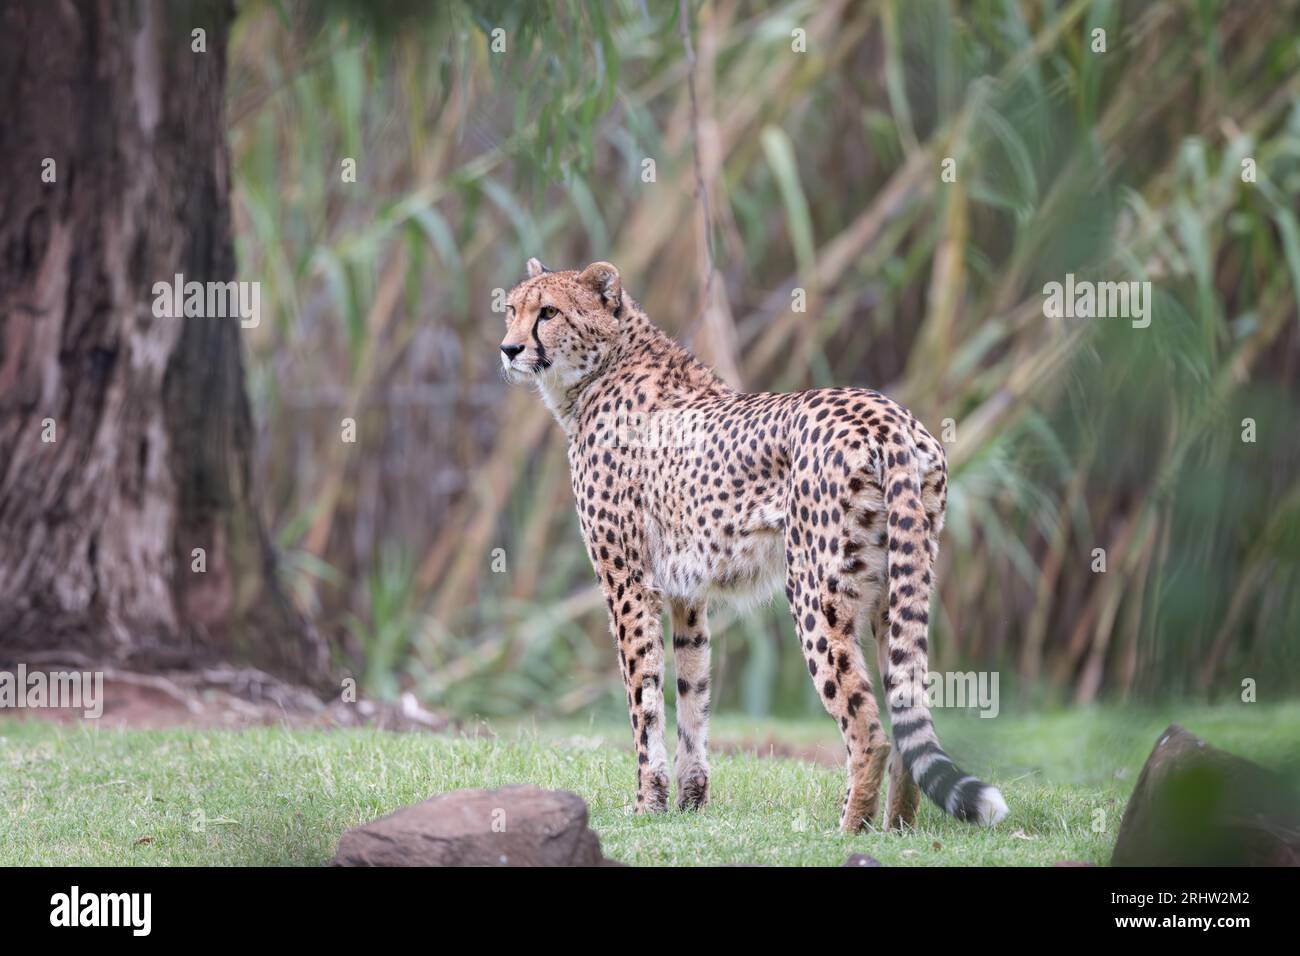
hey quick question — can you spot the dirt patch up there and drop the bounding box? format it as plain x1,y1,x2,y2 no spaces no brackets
548,731,843,767
713,735,845,767
0,662,450,733
2,662,836,763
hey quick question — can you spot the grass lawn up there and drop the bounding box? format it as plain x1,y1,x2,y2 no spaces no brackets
2,703,1296,866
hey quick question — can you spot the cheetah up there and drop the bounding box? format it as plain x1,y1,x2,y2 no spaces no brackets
500,258,1008,831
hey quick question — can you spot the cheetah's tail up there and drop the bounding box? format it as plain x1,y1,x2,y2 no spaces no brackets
881,439,1008,827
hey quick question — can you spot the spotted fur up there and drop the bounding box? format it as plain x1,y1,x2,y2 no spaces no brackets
501,259,1007,830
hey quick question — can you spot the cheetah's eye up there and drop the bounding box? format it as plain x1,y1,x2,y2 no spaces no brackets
538,306,558,321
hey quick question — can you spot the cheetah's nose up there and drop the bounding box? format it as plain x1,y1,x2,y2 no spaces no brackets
500,344,525,360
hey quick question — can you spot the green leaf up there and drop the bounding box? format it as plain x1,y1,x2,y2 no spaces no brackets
760,125,816,281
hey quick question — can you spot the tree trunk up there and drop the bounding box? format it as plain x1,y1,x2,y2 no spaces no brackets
0,0,327,683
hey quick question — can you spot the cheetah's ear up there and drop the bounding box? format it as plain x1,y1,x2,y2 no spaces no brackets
525,257,550,279
578,261,623,313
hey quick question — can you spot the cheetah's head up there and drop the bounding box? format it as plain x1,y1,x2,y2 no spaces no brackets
500,258,623,388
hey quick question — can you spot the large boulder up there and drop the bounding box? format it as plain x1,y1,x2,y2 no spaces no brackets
332,785,621,866
1112,724,1300,867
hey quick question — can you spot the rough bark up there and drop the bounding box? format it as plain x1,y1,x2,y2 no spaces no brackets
0,0,326,682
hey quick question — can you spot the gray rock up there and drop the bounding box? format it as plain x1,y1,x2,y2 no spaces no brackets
332,785,621,866
843,853,884,867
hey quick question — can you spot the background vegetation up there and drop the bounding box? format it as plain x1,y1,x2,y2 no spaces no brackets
226,0,1300,722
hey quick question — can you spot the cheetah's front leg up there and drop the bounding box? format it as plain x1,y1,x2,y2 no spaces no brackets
609,584,670,813
670,601,710,810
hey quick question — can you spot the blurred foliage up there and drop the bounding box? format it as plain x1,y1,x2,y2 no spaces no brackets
227,0,1300,718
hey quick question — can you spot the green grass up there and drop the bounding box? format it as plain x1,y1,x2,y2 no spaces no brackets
2,703,1297,866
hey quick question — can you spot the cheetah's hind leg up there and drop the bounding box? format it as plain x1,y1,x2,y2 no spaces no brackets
785,543,889,832
670,601,711,810
874,597,922,830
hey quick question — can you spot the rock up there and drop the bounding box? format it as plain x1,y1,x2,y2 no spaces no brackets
843,854,884,867
332,785,621,866
1112,724,1300,867
1051,860,1096,867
